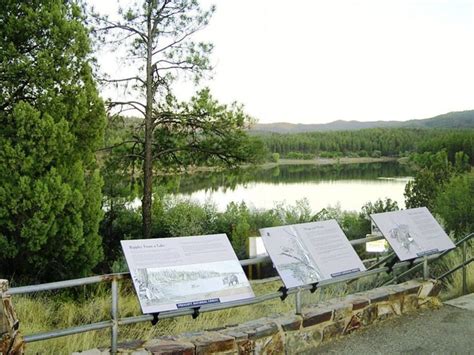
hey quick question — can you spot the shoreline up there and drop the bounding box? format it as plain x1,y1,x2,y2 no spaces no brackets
260,156,399,168
181,156,401,175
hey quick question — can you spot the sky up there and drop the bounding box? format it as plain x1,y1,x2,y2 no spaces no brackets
91,0,474,124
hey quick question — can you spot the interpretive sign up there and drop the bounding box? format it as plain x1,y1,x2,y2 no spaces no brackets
260,220,366,288
121,234,254,314
370,207,455,261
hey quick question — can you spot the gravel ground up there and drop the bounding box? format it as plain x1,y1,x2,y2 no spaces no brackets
316,305,474,354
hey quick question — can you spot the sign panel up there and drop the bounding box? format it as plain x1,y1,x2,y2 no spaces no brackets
248,236,268,258
121,234,254,314
366,239,389,253
260,220,366,288
370,207,455,261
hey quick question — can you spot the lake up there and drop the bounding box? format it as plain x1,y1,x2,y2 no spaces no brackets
166,162,414,213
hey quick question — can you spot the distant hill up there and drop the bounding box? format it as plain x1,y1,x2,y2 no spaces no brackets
251,110,474,134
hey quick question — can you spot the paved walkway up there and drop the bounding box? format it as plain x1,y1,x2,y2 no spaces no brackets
316,294,474,354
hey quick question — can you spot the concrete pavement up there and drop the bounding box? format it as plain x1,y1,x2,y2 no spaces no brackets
316,293,474,354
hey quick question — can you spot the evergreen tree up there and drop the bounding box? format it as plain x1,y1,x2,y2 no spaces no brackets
95,0,263,239
0,0,106,282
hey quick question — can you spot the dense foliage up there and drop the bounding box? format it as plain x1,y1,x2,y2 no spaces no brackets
257,128,474,162
404,150,470,210
404,149,473,240
435,174,474,237
99,197,400,271
0,0,106,282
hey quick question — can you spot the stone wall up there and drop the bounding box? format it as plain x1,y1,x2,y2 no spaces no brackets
0,279,24,354
79,279,441,354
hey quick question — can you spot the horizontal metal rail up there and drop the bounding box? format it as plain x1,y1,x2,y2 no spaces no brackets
437,233,473,259
436,257,474,281
383,233,473,286
7,273,130,296
24,321,113,343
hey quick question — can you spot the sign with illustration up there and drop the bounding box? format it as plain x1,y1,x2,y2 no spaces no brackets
260,220,366,288
370,207,455,261
121,234,254,314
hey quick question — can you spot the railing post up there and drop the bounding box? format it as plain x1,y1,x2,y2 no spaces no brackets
111,278,119,354
462,241,467,295
295,288,302,315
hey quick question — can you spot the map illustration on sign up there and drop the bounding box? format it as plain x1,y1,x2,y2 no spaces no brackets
121,234,254,314
370,207,455,261
260,220,366,288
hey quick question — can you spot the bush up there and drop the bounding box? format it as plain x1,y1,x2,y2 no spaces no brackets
435,174,474,239
160,199,217,238
270,152,280,163
371,150,382,158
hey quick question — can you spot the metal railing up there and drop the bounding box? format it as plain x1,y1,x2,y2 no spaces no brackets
382,232,473,288
3,233,471,353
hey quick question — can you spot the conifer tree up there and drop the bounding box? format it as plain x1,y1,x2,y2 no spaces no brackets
0,0,106,282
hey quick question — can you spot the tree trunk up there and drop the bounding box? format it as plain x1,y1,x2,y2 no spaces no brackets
142,6,154,239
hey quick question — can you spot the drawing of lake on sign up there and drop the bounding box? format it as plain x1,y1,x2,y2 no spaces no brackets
133,260,252,312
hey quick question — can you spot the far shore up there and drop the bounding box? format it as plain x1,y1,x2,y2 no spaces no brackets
178,156,402,175
260,156,400,168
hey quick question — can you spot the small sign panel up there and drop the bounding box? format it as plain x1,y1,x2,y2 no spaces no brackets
121,234,254,314
260,220,366,288
366,239,389,253
370,207,455,261
248,237,268,258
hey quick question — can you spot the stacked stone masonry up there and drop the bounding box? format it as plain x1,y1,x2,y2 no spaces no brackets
0,279,24,354
74,279,442,355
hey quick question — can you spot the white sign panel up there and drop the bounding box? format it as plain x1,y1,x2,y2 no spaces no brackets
260,220,366,288
366,239,389,253
121,234,254,314
248,237,268,258
370,207,455,261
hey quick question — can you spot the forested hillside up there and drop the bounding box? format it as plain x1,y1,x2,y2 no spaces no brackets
259,128,474,164
252,110,474,133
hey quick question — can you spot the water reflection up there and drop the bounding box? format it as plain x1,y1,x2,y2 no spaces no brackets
169,162,413,212
165,162,412,194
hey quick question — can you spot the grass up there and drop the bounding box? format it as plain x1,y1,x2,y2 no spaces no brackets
15,279,295,354
435,245,474,300
16,277,364,354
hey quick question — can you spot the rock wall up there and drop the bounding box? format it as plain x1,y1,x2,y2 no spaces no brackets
0,279,24,354
80,279,441,354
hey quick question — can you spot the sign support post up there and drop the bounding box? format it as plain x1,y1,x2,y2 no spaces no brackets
462,242,467,295
423,256,429,280
295,288,302,315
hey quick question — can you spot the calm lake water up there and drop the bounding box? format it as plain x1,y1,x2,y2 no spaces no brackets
167,162,413,213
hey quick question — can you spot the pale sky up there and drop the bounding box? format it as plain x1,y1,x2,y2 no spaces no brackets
91,0,474,124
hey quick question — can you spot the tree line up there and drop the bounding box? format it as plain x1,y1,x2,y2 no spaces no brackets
257,128,474,163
